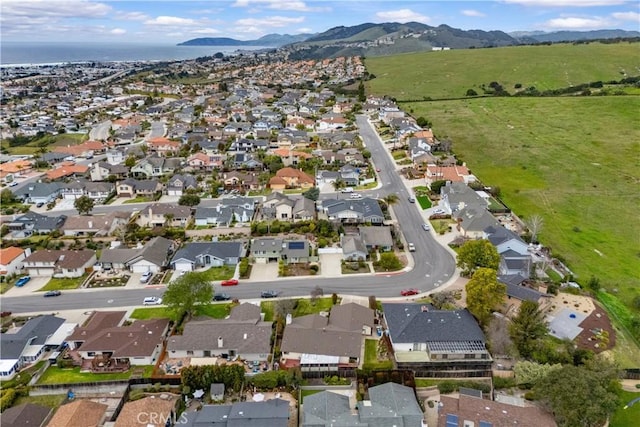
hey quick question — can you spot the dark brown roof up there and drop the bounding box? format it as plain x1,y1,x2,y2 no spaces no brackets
23,249,96,269
437,394,556,427
76,318,169,358
67,311,126,342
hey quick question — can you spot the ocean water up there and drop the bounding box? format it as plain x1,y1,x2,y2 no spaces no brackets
0,41,268,66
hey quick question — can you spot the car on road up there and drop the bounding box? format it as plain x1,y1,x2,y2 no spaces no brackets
349,193,363,200
140,271,153,283
376,168,381,172
407,242,416,252
15,276,31,287
143,296,162,305
340,187,354,193
8,181,18,187
213,293,231,301
422,223,430,231
221,279,239,286
401,288,420,296
408,196,415,203
36,202,44,208
44,290,61,297
261,290,279,299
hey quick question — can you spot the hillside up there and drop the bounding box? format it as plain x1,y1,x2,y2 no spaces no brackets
365,41,640,347
178,33,312,47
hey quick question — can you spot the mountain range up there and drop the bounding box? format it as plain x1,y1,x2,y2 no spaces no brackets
178,23,640,59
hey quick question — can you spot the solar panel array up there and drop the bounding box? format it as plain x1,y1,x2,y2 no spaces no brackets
288,241,305,250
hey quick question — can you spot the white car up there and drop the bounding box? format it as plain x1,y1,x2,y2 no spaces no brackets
407,243,416,252
143,296,162,305
140,271,153,283
8,181,18,187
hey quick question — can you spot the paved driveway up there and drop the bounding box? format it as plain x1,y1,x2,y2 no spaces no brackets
249,262,279,282
319,253,343,277
6,276,50,296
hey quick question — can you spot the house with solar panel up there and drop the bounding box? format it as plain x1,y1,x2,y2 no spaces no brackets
249,238,311,264
382,303,492,378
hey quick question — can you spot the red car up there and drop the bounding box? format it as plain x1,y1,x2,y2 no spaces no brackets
401,288,420,296
221,279,239,286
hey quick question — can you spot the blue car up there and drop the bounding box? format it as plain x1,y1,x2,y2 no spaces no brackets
15,276,31,287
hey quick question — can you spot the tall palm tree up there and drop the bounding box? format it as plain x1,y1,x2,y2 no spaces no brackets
383,194,399,207
332,179,346,198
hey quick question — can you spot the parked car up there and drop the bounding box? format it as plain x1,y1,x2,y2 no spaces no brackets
341,187,354,193
44,290,61,297
261,290,279,299
401,288,420,296
8,181,18,187
408,196,415,203
221,279,239,286
433,208,446,215
143,296,162,305
407,242,416,252
140,271,153,283
422,223,430,231
213,293,231,301
36,202,44,208
15,276,31,287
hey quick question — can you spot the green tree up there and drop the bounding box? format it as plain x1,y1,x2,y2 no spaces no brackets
302,187,320,201
456,239,500,276
178,194,201,206
124,155,137,167
163,272,214,320
74,195,95,215
1,188,16,205
465,268,506,326
429,180,447,194
532,359,620,427
383,194,399,206
510,301,549,358
514,361,561,387
357,80,365,102
376,252,402,271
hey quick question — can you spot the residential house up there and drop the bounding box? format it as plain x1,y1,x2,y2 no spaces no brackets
106,148,125,164
60,180,114,202
437,392,556,427
303,383,423,427
60,212,130,237
146,137,181,155
250,238,311,264
439,182,487,215
273,148,313,167
167,303,272,361
127,236,174,273
180,399,290,427
52,140,105,158
90,162,129,182
358,226,394,251
485,225,532,279
47,400,108,427
281,303,374,373
131,156,181,178
166,174,198,196
261,192,315,222
0,160,33,180
4,212,67,236
316,114,347,132
171,242,243,272
0,315,69,379
456,207,500,239
13,182,62,205
231,152,263,170
426,164,475,185
186,152,223,171
0,247,30,277
269,167,315,190
137,204,192,227
340,235,368,261
67,311,169,367
194,205,252,227
321,198,385,224
382,303,492,377
114,395,179,427
1,403,51,427
499,274,549,317
116,178,163,198
45,163,89,181
23,249,96,278
221,171,260,192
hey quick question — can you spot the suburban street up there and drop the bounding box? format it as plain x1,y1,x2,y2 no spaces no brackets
0,116,457,313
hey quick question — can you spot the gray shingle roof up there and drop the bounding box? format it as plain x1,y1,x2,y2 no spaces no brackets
171,242,242,264
182,399,289,427
302,391,360,426
382,303,486,344
358,383,423,426
1,403,51,427
1,315,65,360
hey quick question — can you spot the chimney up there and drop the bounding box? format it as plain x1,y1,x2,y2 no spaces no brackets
217,336,223,348
88,221,93,228
243,333,247,340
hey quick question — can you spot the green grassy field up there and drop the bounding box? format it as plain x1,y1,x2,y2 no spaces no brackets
1,133,88,155
365,42,640,100
611,390,640,427
365,42,640,347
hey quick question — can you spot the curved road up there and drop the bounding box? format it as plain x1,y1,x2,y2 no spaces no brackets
0,116,456,313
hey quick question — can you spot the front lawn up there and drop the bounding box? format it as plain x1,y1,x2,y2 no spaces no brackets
1,279,15,294
130,307,171,320
123,196,153,204
416,196,432,209
260,301,275,322
37,366,132,384
363,339,394,370
39,275,87,291
294,297,337,317
197,266,235,282
130,303,234,320
610,390,640,427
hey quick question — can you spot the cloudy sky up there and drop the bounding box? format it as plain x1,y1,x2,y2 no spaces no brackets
2,0,639,43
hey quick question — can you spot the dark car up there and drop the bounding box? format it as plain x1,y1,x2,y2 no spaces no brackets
400,288,420,296
221,279,239,286
44,290,61,297
213,293,231,301
261,290,279,299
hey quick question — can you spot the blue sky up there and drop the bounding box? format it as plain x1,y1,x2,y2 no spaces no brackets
1,0,639,43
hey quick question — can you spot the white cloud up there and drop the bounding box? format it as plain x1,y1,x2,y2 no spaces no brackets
191,28,222,35
235,16,305,28
503,0,626,6
232,0,329,12
2,0,111,19
115,11,149,22
144,16,196,26
110,28,126,35
461,10,486,17
611,11,640,22
375,9,431,24
543,16,612,29
296,27,314,34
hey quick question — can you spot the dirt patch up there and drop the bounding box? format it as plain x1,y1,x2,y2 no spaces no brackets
546,292,596,316
574,303,616,354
